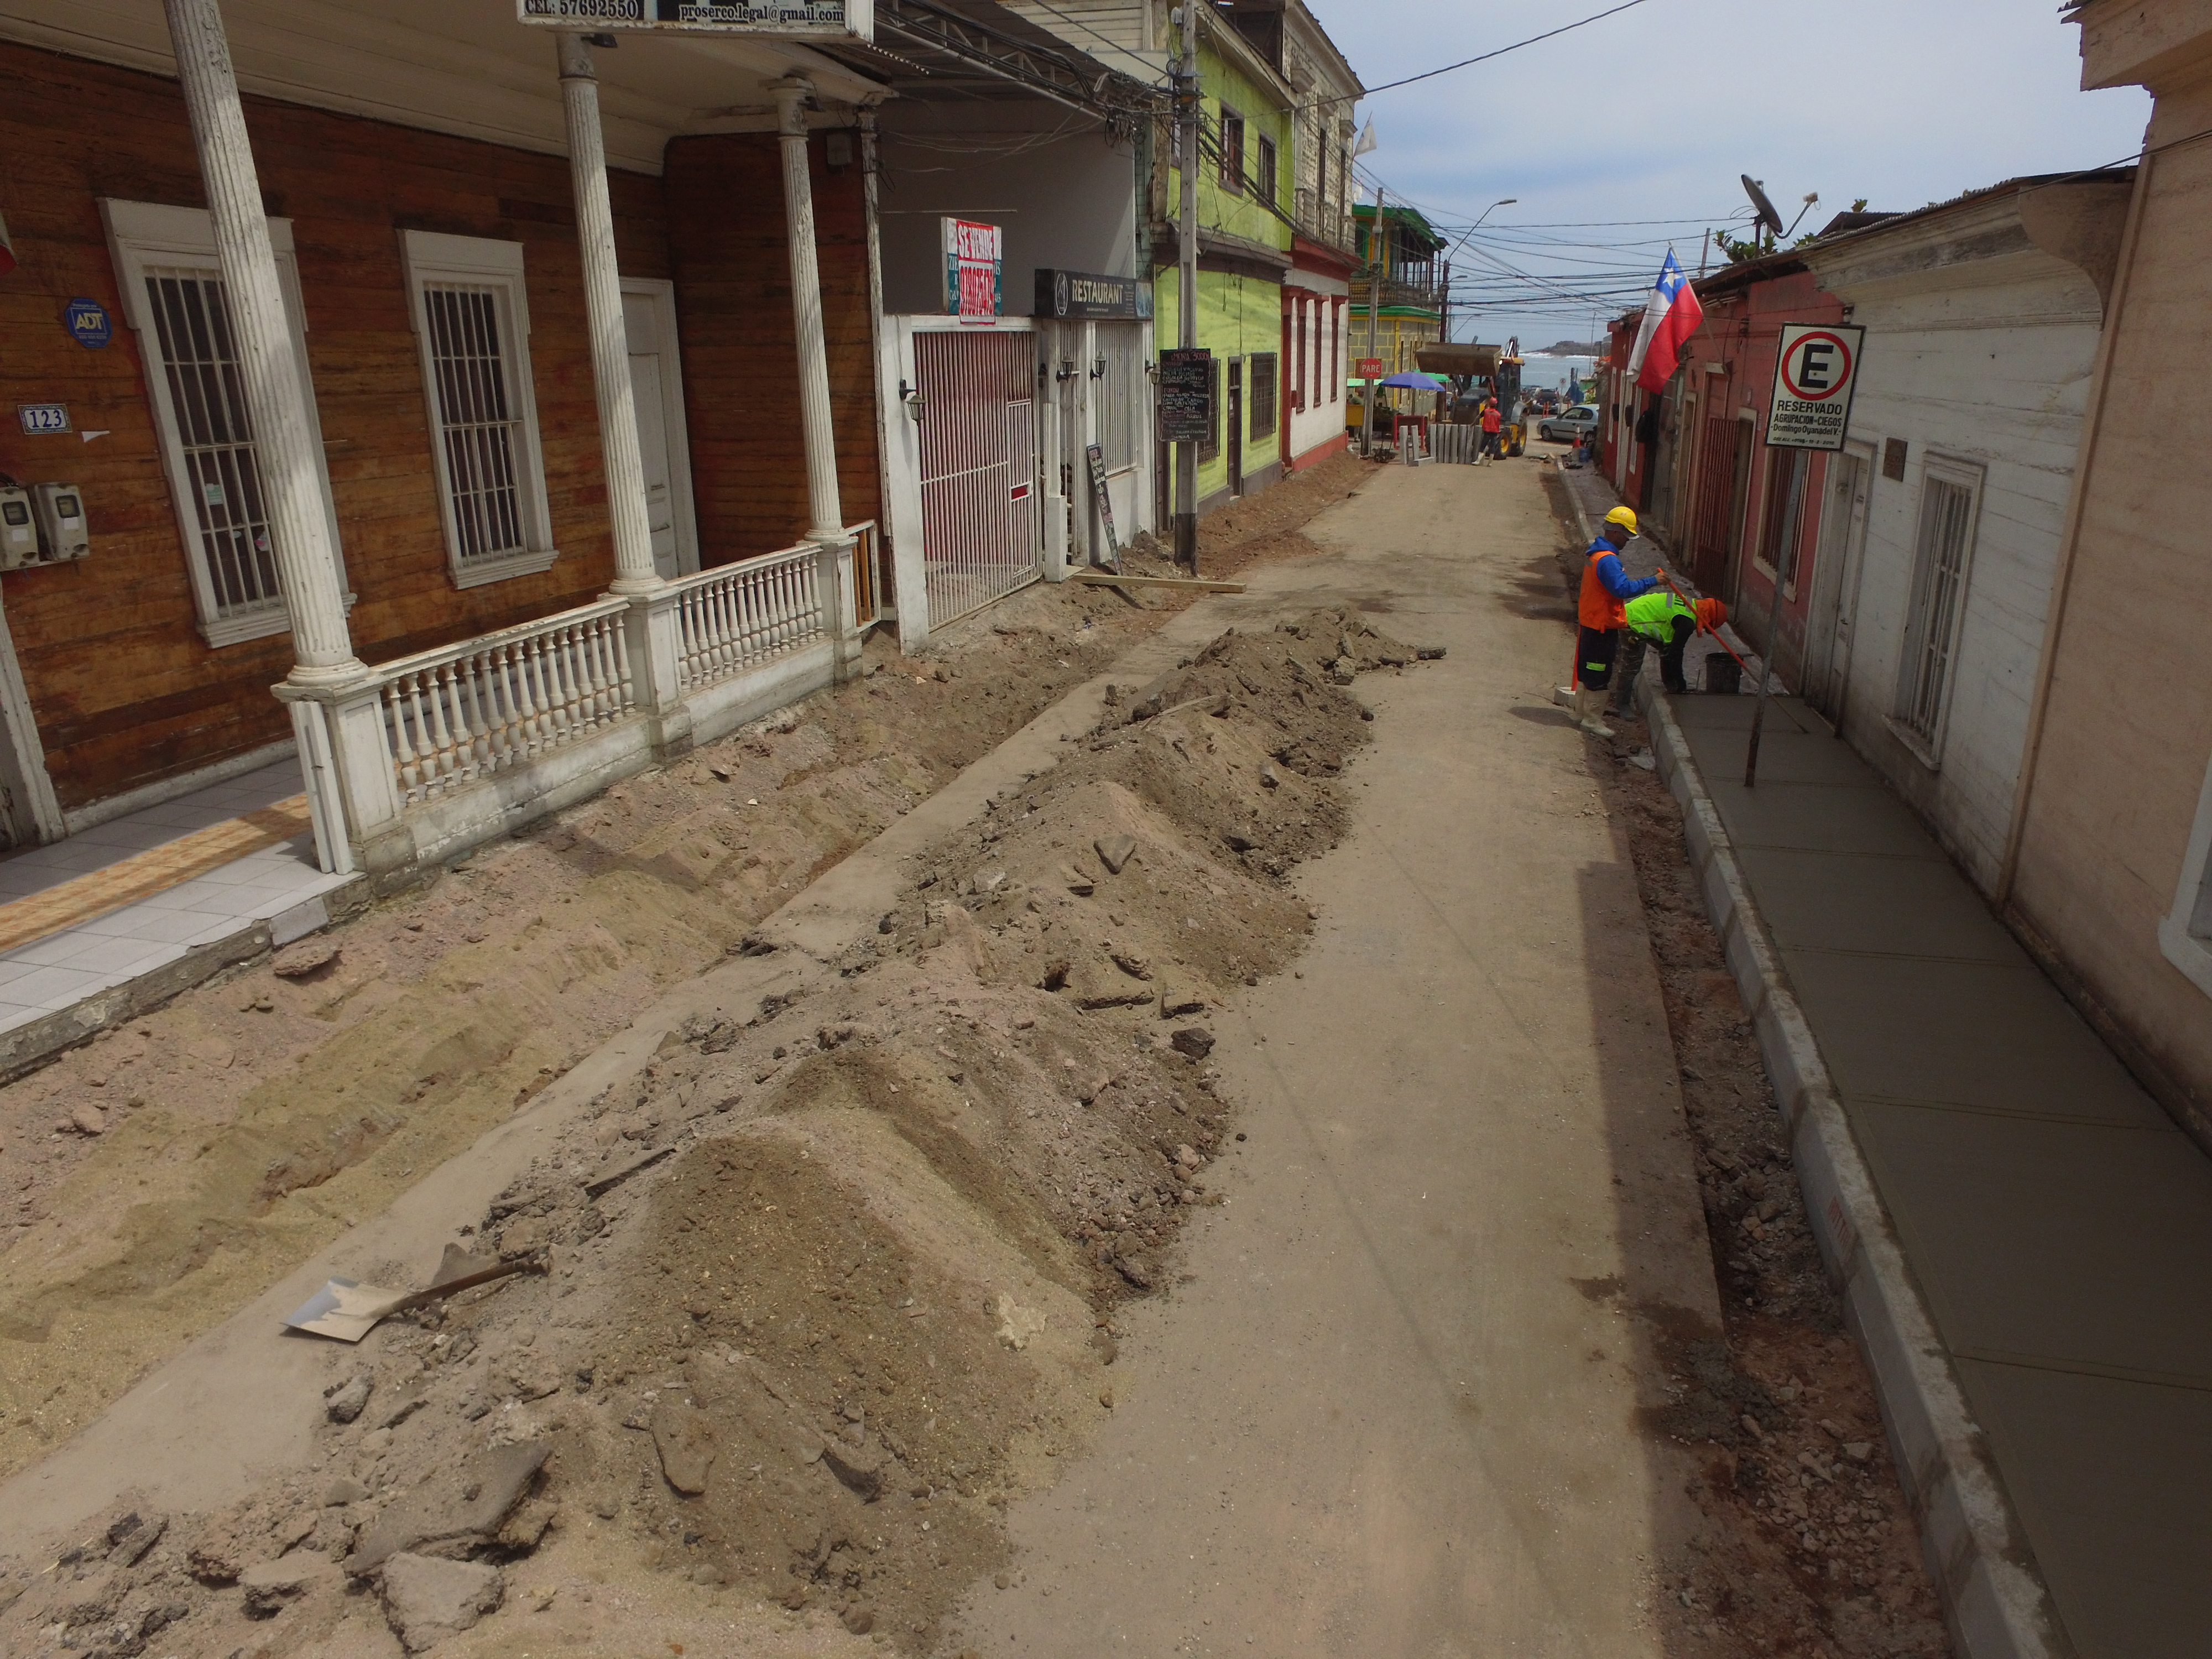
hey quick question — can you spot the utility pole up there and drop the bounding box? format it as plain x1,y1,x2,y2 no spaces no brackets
1361,185,1383,457
1173,2,1201,573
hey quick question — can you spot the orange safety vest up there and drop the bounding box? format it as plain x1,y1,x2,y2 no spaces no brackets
1578,545,1626,630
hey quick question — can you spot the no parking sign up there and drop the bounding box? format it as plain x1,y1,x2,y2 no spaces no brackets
1766,322,1864,451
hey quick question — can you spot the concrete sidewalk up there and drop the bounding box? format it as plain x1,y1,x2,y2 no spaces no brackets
1660,689,2212,1659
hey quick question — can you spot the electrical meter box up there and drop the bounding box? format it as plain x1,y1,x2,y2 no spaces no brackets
0,485,35,571
31,483,88,563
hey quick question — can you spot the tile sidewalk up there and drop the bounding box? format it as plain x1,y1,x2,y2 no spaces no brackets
1666,689,2212,1659
0,761,349,1034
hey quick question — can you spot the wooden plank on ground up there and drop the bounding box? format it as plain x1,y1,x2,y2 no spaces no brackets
1073,572,1246,593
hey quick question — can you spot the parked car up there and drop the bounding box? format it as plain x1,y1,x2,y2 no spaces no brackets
1537,404,1599,443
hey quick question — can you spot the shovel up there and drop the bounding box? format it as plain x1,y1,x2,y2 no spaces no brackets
283,1244,542,1343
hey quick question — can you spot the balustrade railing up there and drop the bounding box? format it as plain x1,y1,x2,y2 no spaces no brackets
375,598,635,805
672,541,824,692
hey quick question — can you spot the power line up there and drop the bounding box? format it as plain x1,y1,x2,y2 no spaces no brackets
1310,0,1659,108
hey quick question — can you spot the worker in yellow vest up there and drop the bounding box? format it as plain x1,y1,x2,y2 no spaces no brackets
1613,589,1729,717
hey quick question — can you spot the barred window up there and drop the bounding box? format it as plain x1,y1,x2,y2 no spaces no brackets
102,199,347,648
1249,352,1278,440
144,270,283,626
401,232,557,588
422,287,526,563
1896,469,1979,751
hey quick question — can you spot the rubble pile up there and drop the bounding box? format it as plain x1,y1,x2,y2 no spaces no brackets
0,607,1430,1657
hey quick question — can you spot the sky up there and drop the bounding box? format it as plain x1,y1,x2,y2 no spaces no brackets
1302,0,2152,358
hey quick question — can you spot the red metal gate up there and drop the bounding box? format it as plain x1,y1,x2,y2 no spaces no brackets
916,331,1039,630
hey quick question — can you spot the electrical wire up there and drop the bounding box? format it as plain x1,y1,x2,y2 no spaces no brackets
1307,0,1659,109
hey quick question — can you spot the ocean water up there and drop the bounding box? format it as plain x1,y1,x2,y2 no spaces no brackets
1519,354,1597,393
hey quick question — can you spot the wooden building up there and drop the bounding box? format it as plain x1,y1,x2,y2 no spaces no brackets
0,2,886,873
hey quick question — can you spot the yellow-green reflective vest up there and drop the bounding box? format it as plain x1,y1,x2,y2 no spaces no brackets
1622,589,1695,644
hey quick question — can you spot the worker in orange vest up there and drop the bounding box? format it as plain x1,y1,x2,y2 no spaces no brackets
1554,504,1660,737
1478,398,1504,465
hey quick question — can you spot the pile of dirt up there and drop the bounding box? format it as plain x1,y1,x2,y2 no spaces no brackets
0,579,1156,1486
1595,718,1953,1658
1121,448,1374,581
0,608,1430,1657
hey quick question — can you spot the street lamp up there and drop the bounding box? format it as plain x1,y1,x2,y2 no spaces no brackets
1442,199,1515,342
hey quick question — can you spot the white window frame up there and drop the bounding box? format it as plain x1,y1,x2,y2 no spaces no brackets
2161,755,2212,999
102,198,349,649
400,231,557,589
1887,453,1984,769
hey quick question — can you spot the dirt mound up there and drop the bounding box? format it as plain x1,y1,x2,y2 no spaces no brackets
0,606,1432,1657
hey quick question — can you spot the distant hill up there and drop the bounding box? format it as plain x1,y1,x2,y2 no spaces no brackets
1534,340,1603,357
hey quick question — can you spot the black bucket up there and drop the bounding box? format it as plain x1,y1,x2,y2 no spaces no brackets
1703,653,1743,696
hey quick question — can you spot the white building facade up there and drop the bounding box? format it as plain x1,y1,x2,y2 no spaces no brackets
1800,174,2131,893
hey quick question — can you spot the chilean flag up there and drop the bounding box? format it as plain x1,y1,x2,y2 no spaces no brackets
1628,249,1702,393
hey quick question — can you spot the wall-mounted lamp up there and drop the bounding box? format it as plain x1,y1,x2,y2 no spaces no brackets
899,379,924,421
1090,355,1107,379
1056,360,1077,383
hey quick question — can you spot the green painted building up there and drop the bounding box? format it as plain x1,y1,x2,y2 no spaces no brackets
1348,201,1447,423
1152,3,1295,514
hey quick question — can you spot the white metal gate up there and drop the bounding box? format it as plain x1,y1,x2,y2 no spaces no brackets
916,330,1039,630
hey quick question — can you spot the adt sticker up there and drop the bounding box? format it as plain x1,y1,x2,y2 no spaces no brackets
65,299,112,349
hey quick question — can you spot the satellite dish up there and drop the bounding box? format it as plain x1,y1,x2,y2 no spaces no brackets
1740,174,1785,238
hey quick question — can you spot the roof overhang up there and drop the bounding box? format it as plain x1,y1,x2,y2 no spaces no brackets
0,0,891,173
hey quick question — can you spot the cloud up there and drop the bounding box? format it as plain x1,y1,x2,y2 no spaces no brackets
1308,0,2151,346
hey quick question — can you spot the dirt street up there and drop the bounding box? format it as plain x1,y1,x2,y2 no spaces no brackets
0,452,1949,1659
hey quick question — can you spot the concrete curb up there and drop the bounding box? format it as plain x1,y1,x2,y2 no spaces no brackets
1637,677,2069,1659
0,878,371,1086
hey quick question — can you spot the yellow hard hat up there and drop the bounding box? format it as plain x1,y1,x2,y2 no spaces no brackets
1604,505,1639,532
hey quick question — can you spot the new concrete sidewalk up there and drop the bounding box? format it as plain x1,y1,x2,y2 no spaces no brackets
1658,689,2212,1659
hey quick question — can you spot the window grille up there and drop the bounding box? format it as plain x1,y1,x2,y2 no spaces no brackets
1897,476,1975,745
401,231,555,588
142,268,285,626
1219,111,1245,195
422,285,526,565
1255,135,1277,206
102,199,346,648
1249,353,1279,440
1100,330,1139,473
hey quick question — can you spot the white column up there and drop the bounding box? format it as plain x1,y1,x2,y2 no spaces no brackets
771,77,846,542
163,0,360,684
559,33,660,597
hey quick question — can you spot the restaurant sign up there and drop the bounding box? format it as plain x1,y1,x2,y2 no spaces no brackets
515,0,872,39
1034,269,1147,322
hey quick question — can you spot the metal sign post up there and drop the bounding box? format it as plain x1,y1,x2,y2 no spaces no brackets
1745,321,1865,786
1361,188,1385,457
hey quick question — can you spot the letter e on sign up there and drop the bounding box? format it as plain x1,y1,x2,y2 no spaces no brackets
1766,321,1865,452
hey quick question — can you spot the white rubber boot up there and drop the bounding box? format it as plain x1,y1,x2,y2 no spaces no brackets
1575,686,1615,739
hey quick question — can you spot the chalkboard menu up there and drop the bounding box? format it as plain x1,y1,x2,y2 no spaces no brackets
1157,348,1213,445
